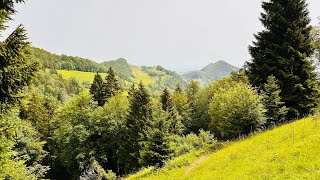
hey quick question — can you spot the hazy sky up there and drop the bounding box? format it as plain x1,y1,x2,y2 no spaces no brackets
4,0,320,71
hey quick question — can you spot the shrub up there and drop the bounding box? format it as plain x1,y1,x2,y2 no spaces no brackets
208,82,266,140
170,130,216,156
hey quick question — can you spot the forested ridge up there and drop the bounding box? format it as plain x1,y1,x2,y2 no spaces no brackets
1,0,320,179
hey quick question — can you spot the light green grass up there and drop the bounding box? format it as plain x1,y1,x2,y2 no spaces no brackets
131,67,157,86
56,68,159,87
126,117,320,179
56,70,107,83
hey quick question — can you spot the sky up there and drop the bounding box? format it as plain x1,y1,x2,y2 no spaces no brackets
4,0,320,72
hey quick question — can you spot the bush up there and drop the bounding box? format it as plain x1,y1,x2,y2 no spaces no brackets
208,82,266,140
170,130,216,156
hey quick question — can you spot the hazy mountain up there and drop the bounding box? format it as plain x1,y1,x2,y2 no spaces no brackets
182,60,239,85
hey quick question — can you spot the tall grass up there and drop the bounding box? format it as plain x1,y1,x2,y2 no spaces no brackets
126,117,320,179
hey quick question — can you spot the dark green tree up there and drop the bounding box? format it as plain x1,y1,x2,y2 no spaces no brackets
139,105,173,167
90,72,106,106
122,82,152,171
104,67,121,100
127,83,136,98
172,87,191,134
175,84,183,93
246,0,319,118
262,76,288,126
160,88,183,134
161,88,171,111
0,1,38,109
185,80,201,132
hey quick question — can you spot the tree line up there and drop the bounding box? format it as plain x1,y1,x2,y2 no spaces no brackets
1,0,320,179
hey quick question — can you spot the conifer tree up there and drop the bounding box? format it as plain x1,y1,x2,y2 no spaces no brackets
185,80,200,132
0,0,38,109
161,88,183,134
139,105,173,167
122,82,152,171
127,83,136,98
104,67,121,100
172,87,191,133
246,0,319,118
175,84,183,94
90,72,106,106
262,76,288,126
161,88,171,111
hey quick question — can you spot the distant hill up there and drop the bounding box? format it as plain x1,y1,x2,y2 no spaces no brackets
31,47,239,90
101,58,132,81
182,60,239,85
32,47,186,91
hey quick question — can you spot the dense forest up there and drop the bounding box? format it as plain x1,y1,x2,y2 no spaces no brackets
1,0,320,179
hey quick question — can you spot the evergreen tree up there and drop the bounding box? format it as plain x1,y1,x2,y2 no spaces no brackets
160,88,183,134
0,1,38,109
139,105,173,167
172,87,192,134
90,72,106,106
122,82,152,171
185,80,201,132
127,83,136,98
104,67,121,100
185,80,200,104
175,84,183,94
246,0,319,118
262,76,288,126
161,88,171,111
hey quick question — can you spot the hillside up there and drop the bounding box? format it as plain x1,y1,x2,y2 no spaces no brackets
126,117,320,179
33,47,241,89
182,60,239,85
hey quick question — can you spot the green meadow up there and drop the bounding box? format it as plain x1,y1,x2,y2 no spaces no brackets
126,117,320,179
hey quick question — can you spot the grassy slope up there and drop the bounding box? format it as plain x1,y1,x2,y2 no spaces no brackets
126,117,320,179
131,67,157,86
56,67,157,85
56,70,107,83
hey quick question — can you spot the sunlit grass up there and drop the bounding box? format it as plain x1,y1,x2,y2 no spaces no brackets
126,117,320,179
131,67,157,86
56,70,107,83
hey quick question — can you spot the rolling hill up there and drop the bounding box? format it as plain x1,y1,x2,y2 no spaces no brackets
182,60,239,85
34,47,240,90
126,117,320,179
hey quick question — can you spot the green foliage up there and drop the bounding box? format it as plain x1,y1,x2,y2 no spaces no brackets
169,130,216,157
90,72,106,106
101,58,132,81
123,82,152,171
246,0,319,118
30,47,60,69
20,93,59,138
51,91,97,178
0,109,49,179
92,94,129,174
261,75,288,126
208,82,266,140
171,87,191,133
192,78,246,132
128,117,320,180
104,67,121,100
0,25,38,109
33,70,82,102
139,105,173,167
161,88,183,134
